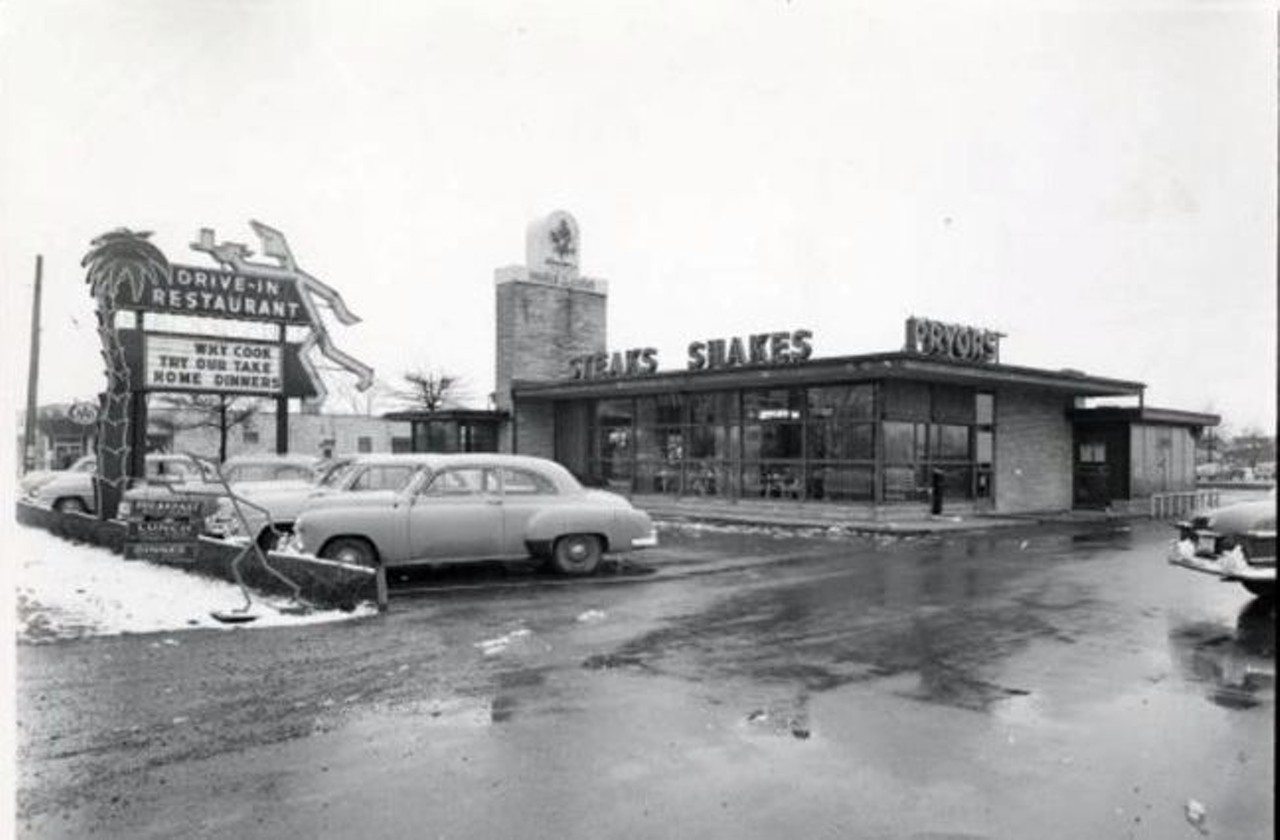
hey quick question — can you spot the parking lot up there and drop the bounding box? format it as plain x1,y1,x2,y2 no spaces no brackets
14,515,1275,839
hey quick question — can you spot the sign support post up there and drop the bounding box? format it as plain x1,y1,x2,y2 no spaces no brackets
129,311,148,480
23,255,42,473
276,322,289,453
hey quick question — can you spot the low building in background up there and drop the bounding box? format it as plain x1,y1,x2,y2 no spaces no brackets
381,409,508,454
19,404,410,469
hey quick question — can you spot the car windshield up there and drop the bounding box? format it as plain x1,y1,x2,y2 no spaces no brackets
318,462,357,488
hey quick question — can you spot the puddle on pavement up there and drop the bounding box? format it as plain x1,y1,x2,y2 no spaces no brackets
1167,597,1276,710
741,696,813,740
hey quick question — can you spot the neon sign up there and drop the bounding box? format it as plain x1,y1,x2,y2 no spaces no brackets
905,317,1002,364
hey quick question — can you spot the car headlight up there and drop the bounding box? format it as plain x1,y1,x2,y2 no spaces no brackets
206,498,245,534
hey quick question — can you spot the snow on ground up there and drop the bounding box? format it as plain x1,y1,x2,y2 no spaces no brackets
12,526,375,643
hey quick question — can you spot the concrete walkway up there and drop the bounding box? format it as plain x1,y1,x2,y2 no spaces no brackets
628,494,1099,536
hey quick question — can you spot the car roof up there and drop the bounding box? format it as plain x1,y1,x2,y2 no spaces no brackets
343,453,580,480
223,453,321,466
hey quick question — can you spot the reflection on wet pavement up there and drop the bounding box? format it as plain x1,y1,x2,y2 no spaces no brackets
1169,597,1276,710
580,529,1122,713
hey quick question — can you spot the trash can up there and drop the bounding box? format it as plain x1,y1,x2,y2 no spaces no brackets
930,469,945,515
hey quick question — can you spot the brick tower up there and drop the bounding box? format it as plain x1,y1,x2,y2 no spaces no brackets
494,210,607,454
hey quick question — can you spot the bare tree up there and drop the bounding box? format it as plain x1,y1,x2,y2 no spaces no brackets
393,368,470,412
152,394,263,462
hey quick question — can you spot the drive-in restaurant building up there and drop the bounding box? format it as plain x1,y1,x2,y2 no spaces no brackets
405,211,1218,515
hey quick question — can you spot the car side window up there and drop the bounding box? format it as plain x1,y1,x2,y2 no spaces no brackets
421,467,492,497
500,468,556,496
348,466,416,492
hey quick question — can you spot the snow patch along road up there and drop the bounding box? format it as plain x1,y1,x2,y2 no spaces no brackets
13,525,375,642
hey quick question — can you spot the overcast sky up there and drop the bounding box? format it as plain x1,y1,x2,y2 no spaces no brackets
1,0,1275,433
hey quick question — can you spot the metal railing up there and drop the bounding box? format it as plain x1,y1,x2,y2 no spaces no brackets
1150,489,1220,520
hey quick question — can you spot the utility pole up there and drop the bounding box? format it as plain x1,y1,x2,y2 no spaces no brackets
23,255,43,472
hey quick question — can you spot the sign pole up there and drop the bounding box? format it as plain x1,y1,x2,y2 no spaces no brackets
129,312,147,480
23,255,42,472
276,322,289,453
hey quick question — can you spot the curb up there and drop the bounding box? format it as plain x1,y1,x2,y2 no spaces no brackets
16,502,374,611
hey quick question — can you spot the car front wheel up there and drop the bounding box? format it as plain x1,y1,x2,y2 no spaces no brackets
320,537,379,569
550,534,603,576
54,497,88,514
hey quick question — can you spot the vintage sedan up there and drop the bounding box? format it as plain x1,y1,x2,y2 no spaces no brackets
1168,494,1276,598
219,453,322,484
204,456,367,545
287,454,658,575
19,454,97,498
30,453,220,515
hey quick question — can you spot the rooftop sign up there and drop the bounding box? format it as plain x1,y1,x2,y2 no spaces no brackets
905,317,1002,364
566,329,815,380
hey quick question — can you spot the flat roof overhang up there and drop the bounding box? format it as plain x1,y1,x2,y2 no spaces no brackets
381,409,509,422
1069,406,1220,428
512,352,1145,401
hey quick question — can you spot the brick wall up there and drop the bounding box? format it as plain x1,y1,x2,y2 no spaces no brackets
494,276,606,417
995,388,1073,513
513,400,556,459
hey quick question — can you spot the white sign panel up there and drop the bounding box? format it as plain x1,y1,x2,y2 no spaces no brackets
145,334,283,394
68,401,99,425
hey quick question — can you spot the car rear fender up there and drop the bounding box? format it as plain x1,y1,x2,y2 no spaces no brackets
524,509,614,552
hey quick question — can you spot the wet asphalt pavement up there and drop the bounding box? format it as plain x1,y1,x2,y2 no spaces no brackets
15,519,1276,839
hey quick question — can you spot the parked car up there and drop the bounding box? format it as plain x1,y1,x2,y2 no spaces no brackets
19,454,97,498
219,453,322,485
204,456,359,545
1168,493,1276,598
30,452,327,518
29,453,216,514
124,453,328,530
285,453,658,575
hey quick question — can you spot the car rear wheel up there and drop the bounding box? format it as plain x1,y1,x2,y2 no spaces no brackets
550,534,602,576
1242,580,1275,599
320,537,379,569
54,497,88,514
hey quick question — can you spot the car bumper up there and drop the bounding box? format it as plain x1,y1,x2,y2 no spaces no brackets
1167,539,1277,583
631,532,659,549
